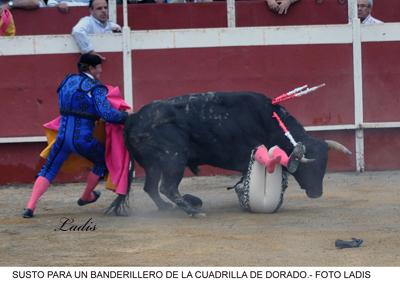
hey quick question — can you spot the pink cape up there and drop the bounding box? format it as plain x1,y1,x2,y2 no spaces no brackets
42,85,131,195
104,85,131,195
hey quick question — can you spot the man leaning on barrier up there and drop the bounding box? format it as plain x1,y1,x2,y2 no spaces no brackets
72,0,121,60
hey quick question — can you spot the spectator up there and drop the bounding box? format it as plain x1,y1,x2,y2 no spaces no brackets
358,0,383,24
1,0,45,36
47,0,89,14
0,5,15,36
0,0,41,10
72,0,121,60
266,0,299,15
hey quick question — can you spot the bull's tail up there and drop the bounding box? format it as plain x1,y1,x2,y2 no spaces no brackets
123,117,136,199
104,192,130,216
104,119,136,216
104,158,134,216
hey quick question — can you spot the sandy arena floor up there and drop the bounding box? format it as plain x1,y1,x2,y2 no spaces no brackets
0,171,399,266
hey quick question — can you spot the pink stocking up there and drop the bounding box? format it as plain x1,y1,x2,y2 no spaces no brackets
80,172,100,201
26,176,50,210
269,146,291,168
254,145,282,173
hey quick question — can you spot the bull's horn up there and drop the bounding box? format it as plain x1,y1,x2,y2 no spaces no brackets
325,140,352,155
300,157,315,163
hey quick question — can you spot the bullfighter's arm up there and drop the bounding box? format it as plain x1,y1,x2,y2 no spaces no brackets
91,86,128,124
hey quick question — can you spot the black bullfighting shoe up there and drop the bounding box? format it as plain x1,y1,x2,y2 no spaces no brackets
286,142,305,173
22,208,34,218
182,194,203,209
335,238,363,249
77,191,101,206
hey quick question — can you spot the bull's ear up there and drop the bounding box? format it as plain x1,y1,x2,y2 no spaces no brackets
325,140,352,155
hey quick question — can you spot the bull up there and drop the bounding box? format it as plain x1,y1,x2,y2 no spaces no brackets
107,91,351,216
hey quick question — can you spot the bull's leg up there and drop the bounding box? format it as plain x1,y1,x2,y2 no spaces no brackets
159,166,204,216
144,166,173,210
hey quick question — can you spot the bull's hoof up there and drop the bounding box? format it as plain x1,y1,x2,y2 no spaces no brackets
182,194,203,209
191,212,207,218
185,205,206,217
175,197,204,217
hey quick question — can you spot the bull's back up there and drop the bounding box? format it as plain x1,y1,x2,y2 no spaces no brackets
125,92,274,172
127,91,272,130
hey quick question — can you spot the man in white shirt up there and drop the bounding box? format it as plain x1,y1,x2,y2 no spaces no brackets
72,0,121,59
357,0,383,24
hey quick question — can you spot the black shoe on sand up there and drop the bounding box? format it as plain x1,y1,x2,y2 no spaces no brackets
77,191,101,206
22,208,34,218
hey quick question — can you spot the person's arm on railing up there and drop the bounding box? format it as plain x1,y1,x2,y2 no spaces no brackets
72,17,94,54
265,0,299,15
1,0,40,10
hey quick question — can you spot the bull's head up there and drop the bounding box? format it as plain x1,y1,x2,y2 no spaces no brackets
273,106,352,199
291,138,351,198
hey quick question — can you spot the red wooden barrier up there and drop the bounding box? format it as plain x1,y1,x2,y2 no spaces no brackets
1,1,399,184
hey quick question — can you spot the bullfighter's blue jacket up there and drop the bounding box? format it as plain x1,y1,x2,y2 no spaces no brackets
38,73,128,181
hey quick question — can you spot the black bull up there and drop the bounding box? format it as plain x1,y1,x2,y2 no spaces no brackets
108,92,351,216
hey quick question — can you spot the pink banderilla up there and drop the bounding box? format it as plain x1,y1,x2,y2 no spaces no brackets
271,83,326,147
254,84,325,173
265,113,304,173
254,111,298,173
272,83,326,105
272,112,297,147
